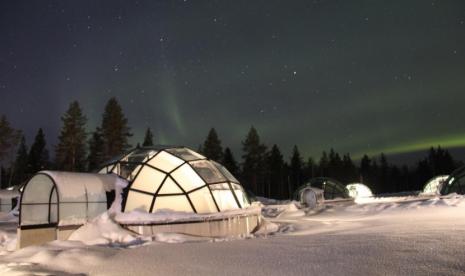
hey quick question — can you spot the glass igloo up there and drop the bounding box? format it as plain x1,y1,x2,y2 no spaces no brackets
294,177,350,201
99,146,250,214
346,183,373,198
441,166,465,195
422,175,448,195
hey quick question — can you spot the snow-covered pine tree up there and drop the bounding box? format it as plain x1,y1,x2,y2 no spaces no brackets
202,128,223,162
101,97,132,160
55,101,88,171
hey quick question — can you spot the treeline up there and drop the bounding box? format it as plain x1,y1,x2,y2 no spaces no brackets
0,98,462,199
0,98,133,188
199,127,461,199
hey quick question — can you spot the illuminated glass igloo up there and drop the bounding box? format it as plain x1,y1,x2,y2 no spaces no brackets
346,183,373,198
99,146,250,214
441,166,465,195
422,175,448,195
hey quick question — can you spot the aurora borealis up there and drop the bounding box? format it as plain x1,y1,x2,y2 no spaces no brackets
1,1,465,161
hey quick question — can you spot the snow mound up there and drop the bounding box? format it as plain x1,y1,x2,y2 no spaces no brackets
254,220,280,236
3,240,117,275
255,196,292,205
261,202,303,218
0,230,16,252
68,212,144,246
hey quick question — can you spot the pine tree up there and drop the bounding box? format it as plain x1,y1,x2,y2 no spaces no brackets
341,153,357,183
197,144,203,154
142,128,154,147
241,126,267,195
28,128,49,173
0,115,20,162
379,153,389,193
87,127,105,171
359,154,371,184
0,166,12,189
328,148,342,180
55,101,88,171
289,145,303,196
101,97,132,160
427,146,456,176
12,135,29,185
266,144,285,199
305,157,316,180
222,147,239,177
319,151,329,177
202,128,223,161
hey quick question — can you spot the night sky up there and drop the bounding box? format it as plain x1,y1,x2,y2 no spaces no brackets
1,1,465,161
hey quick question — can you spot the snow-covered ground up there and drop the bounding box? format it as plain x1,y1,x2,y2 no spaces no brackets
1,194,465,275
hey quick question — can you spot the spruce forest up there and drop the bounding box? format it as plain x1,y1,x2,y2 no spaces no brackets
0,98,461,199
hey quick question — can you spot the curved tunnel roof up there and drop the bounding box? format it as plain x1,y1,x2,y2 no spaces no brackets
20,171,121,227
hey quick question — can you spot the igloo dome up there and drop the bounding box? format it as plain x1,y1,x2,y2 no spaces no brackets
99,146,250,214
295,177,350,201
441,165,465,195
346,183,373,198
422,175,448,195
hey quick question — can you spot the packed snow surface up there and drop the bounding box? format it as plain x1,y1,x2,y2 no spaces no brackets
1,194,465,275
115,205,262,225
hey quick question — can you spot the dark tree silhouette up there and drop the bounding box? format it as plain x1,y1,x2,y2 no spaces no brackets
55,101,88,171
0,115,20,162
222,147,239,178
12,135,29,186
87,127,105,171
289,145,303,197
202,128,223,162
142,128,154,147
241,126,267,195
266,144,286,199
101,97,132,160
28,128,50,174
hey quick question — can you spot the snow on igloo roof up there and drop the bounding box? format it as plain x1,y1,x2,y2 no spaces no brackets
99,146,249,214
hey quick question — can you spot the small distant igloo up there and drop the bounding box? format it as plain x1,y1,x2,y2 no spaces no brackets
422,175,448,195
441,165,465,195
294,177,351,207
346,183,373,198
295,178,350,201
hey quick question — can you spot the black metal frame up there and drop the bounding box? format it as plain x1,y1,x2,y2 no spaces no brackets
19,172,108,229
99,146,248,214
